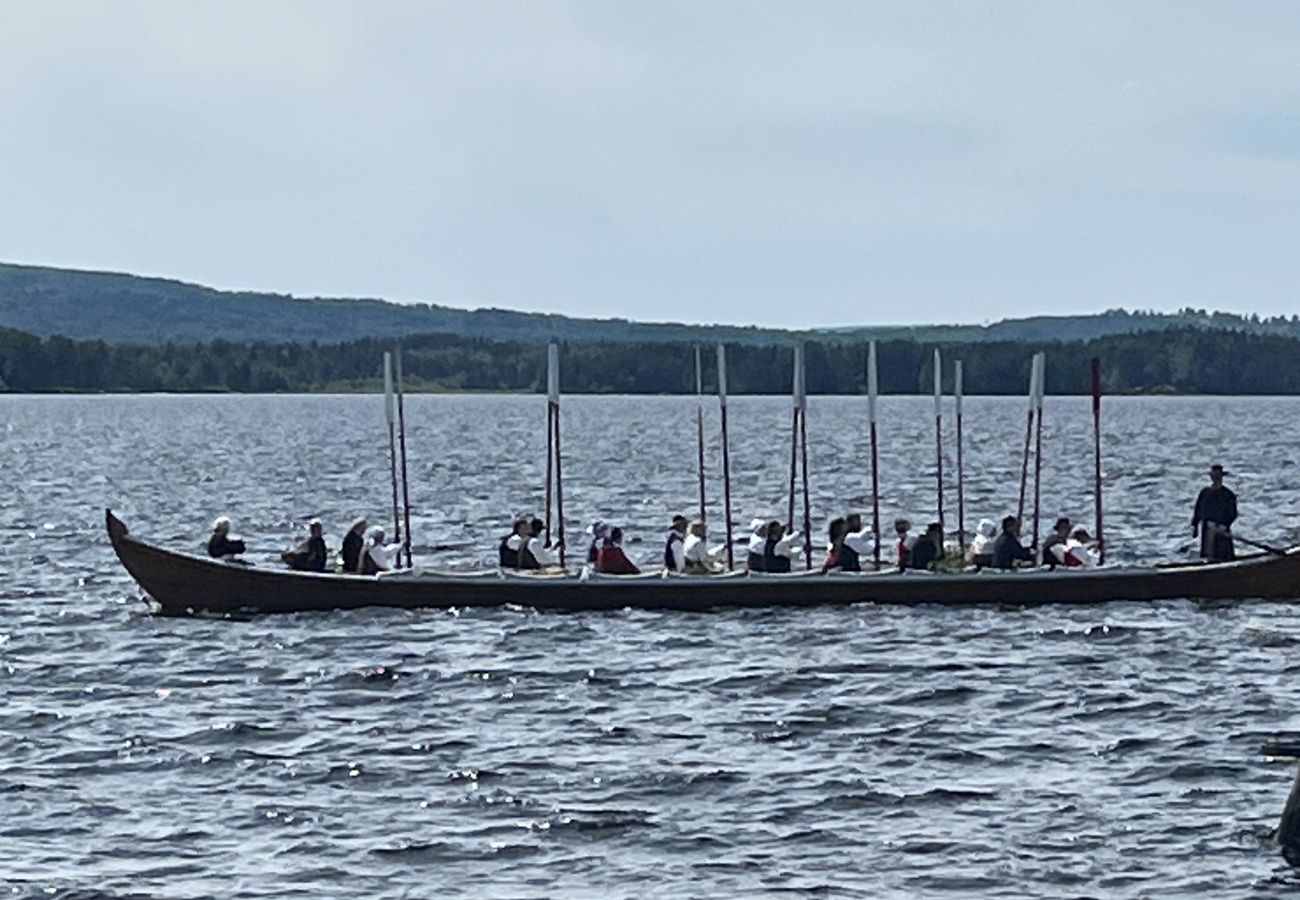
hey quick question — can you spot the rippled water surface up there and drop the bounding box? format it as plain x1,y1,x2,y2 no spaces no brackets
5,393,1300,898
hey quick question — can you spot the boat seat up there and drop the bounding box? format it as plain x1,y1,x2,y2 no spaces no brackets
745,570,826,580
659,569,748,581
583,571,667,582
499,568,572,581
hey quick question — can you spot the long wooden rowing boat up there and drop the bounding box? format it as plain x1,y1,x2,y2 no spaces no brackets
106,510,1300,616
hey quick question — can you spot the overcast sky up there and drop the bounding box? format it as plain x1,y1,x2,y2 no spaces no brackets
2,2,1298,327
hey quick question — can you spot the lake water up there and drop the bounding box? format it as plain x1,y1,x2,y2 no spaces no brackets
4,393,1300,897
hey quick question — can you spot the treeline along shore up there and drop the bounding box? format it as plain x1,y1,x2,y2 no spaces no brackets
2,325,1300,395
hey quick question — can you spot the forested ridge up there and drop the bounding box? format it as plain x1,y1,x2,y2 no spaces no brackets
5,261,1300,348
2,325,1300,395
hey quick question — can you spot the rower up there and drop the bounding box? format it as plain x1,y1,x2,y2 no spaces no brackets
341,518,367,573
908,522,944,571
969,518,997,569
683,520,724,574
665,515,689,572
497,518,529,568
894,518,916,570
1041,517,1072,568
836,513,875,573
281,519,328,572
759,521,800,574
991,515,1034,570
745,519,770,572
206,516,247,560
585,520,608,564
596,526,640,574
524,517,562,569
360,526,404,574
1192,463,1238,561
1062,527,1099,568
821,517,846,572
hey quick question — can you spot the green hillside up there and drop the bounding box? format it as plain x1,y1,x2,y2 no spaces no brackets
3,261,1297,347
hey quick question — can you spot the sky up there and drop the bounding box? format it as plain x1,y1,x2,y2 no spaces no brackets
1,1,1299,328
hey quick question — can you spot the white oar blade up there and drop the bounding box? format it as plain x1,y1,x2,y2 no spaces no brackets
954,359,963,417
1035,351,1047,410
547,343,560,404
383,351,395,424
867,340,878,425
716,344,728,407
933,349,942,418
793,344,806,411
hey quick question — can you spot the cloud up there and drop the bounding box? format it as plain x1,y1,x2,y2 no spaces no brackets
1,1,1298,326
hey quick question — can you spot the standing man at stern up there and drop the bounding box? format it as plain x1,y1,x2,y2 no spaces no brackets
1192,463,1238,561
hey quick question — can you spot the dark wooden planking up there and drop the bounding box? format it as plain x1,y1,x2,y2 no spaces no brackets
106,509,1300,617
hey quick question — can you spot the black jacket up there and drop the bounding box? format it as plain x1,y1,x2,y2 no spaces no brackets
991,532,1033,570
341,530,364,573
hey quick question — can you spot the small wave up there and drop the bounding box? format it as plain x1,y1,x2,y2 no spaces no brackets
889,685,980,706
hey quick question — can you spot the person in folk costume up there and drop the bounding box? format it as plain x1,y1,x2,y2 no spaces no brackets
1191,463,1237,562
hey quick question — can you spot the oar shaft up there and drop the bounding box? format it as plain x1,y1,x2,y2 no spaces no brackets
546,343,564,566
867,341,881,569
788,345,804,531
1091,357,1104,565
933,349,943,530
799,407,812,571
553,402,565,567
787,408,799,531
695,346,706,524
545,402,554,545
718,344,733,570
384,352,400,543
395,346,413,568
1031,352,1045,553
955,359,965,555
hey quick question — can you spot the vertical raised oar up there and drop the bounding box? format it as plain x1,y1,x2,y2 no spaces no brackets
787,345,801,532
544,345,555,546
384,352,401,546
695,346,707,524
933,348,944,531
867,340,882,569
790,344,812,570
394,345,413,568
797,350,812,571
1030,351,1046,555
1092,356,1104,565
548,342,565,566
1017,353,1040,528
718,343,734,571
955,359,965,557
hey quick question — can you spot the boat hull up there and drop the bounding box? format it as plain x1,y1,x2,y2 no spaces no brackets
106,510,1300,616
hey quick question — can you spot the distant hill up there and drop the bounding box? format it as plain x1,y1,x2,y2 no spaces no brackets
1,261,1297,346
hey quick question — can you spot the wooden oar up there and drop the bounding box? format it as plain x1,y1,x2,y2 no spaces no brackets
1236,535,1288,556
383,351,401,546
793,344,812,570
1016,353,1039,528
933,348,944,532
1031,351,1046,555
695,346,707,524
394,345,413,568
786,345,800,534
548,342,565,566
1091,357,1104,564
954,359,965,557
717,343,734,571
867,340,882,569
544,345,555,546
